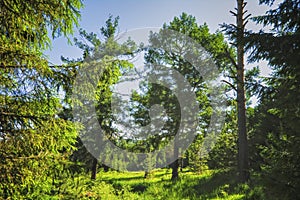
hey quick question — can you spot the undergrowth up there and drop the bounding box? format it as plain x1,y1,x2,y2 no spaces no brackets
40,168,268,199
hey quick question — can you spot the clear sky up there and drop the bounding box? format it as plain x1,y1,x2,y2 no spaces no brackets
45,0,274,71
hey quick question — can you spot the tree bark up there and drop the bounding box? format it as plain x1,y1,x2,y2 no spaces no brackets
171,159,179,180
236,0,249,182
91,157,97,180
171,137,179,180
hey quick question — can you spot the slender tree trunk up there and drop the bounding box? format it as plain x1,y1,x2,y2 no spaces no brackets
91,157,97,180
171,160,179,180
180,157,183,172
236,0,249,182
171,137,179,180
103,164,109,172
144,171,150,178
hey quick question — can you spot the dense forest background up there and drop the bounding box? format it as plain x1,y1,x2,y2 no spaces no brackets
0,0,299,199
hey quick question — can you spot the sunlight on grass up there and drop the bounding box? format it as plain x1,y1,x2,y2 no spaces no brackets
86,169,250,200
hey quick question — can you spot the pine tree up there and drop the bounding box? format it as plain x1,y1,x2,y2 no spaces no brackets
221,0,251,182
247,0,300,197
67,15,136,179
0,0,83,198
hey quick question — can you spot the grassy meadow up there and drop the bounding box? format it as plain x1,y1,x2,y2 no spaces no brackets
57,169,264,200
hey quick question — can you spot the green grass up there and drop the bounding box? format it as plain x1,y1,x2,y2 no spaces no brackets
51,168,266,199
90,169,250,200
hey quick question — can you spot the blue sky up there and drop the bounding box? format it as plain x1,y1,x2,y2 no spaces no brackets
45,0,274,69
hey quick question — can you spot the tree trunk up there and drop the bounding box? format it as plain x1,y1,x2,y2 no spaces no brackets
236,0,249,182
180,157,183,172
171,137,179,180
144,171,148,178
102,164,109,172
91,157,97,180
171,159,179,180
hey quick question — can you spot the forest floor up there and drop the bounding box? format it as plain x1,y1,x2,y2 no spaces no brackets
69,168,265,199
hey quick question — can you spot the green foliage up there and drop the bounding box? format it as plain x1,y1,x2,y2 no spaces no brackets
208,131,237,170
186,134,208,173
1,1,298,198
0,0,83,198
208,102,238,170
68,15,137,174
128,13,232,179
0,0,82,51
247,0,300,198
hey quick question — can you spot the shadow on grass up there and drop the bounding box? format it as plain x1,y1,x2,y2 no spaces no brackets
103,175,144,182
130,182,150,193
163,169,240,199
193,169,238,196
